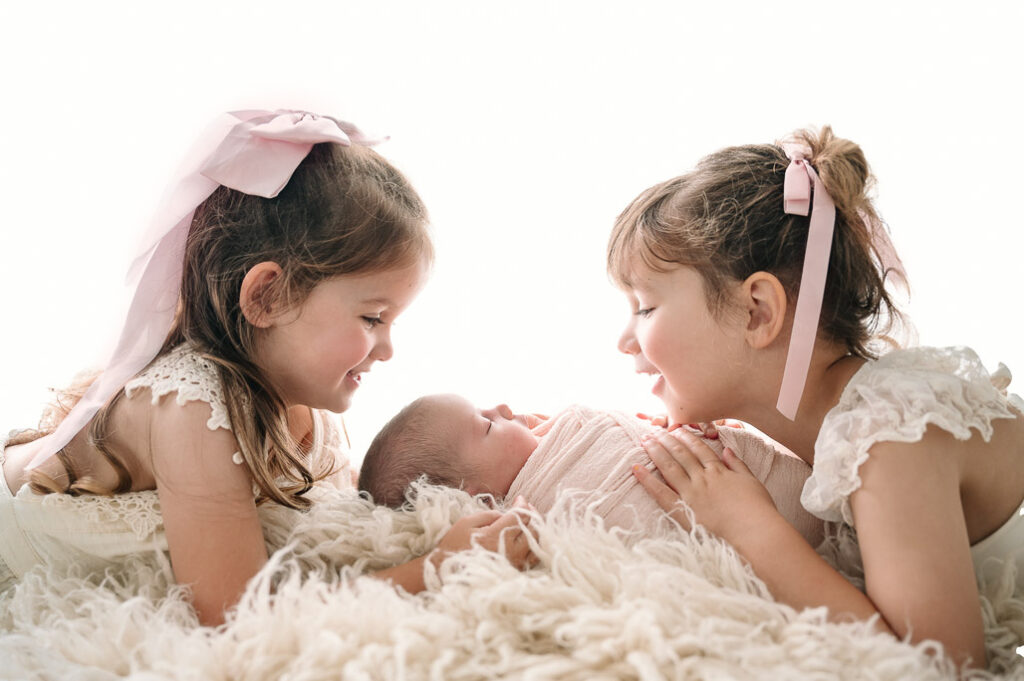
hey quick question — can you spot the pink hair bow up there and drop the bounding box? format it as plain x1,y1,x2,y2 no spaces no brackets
26,110,384,470
775,150,836,420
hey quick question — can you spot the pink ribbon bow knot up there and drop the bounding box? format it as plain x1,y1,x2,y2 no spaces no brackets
25,109,385,471
201,110,386,198
783,156,812,217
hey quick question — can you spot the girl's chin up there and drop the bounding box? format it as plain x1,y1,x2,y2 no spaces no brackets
651,375,666,396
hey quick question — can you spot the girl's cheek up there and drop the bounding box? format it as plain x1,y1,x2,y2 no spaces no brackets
637,322,665,361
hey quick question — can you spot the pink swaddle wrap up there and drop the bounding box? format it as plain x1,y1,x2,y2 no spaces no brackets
507,406,824,547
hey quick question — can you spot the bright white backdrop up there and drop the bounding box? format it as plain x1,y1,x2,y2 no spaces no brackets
1,1,1021,467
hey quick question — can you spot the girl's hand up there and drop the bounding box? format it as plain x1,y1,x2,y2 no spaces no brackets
435,498,538,570
635,429,777,540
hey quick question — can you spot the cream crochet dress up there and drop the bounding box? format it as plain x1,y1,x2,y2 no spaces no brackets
803,345,1024,591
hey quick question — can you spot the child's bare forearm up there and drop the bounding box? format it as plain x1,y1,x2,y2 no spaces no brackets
369,553,437,594
732,516,894,634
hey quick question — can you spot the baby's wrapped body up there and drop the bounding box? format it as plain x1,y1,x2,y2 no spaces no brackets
508,406,824,547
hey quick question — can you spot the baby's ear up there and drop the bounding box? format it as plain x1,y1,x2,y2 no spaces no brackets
239,261,284,328
740,271,787,350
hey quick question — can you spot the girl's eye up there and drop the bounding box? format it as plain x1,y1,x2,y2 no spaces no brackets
361,315,384,327
635,307,654,318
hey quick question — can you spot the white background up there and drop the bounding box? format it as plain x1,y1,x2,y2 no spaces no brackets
1,1,1021,467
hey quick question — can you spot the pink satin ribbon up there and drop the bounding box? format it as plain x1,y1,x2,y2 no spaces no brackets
776,151,836,420
26,110,384,470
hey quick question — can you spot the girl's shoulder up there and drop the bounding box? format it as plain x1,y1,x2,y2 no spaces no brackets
124,344,232,433
804,346,1023,523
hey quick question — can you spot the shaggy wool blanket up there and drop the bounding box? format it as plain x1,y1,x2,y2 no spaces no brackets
2,483,1023,680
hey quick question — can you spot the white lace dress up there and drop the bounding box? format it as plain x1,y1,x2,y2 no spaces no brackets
802,346,1024,589
0,345,354,592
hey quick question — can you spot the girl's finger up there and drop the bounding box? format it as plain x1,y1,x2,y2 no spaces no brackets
721,447,754,476
461,510,504,528
632,465,692,529
656,432,707,478
641,436,690,491
511,495,536,513
667,429,724,470
488,511,525,532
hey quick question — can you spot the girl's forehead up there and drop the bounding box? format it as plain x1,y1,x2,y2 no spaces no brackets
624,259,684,292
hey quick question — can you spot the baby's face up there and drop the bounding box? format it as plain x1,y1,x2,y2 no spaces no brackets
431,394,540,496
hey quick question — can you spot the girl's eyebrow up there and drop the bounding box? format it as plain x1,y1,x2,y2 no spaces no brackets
361,296,394,306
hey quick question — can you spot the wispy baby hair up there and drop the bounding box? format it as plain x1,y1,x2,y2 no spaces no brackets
359,396,470,508
607,126,909,359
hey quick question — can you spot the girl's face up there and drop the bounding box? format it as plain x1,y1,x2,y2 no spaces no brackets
256,261,428,412
617,262,747,425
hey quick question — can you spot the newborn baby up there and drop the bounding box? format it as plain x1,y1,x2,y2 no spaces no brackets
359,395,824,546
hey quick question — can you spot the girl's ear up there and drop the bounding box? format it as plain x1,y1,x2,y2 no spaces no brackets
739,271,788,350
240,262,284,328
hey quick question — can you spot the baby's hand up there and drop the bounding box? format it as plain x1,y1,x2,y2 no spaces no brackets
636,412,670,428
524,413,549,429
434,498,537,570
686,419,744,440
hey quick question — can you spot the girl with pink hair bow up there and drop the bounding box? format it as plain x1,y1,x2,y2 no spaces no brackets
0,110,534,625
610,126,1024,670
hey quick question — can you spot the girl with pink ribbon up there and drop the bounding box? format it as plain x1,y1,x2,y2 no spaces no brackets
0,110,534,625
609,126,1024,669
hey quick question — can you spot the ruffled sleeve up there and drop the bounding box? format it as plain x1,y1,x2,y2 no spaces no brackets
124,345,232,432
802,346,1023,524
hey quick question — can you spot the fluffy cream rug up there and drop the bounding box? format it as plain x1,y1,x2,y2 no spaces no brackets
2,483,1022,680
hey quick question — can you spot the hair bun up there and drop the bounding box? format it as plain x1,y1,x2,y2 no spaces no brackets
787,126,871,217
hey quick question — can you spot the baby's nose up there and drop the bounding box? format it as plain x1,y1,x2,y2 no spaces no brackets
495,403,515,420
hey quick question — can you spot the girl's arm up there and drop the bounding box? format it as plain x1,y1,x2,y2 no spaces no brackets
848,428,985,667
150,398,268,627
372,505,538,593
636,429,985,669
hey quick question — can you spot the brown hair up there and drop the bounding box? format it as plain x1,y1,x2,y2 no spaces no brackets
359,396,472,508
607,126,909,359
29,142,432,508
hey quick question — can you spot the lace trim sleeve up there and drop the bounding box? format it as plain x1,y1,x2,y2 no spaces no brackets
39,490,164,542
123,345,232,432
802,346,1022,524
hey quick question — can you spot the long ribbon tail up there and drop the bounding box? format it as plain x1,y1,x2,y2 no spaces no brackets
776,168,835,420
24,211,201,469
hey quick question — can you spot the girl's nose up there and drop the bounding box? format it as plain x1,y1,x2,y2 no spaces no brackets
495,403,514,420
371,328,394,362
618,325,639,355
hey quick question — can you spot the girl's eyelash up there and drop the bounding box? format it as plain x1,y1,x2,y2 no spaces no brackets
486,419,492,434
635,308,654,318
362,315,384,327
